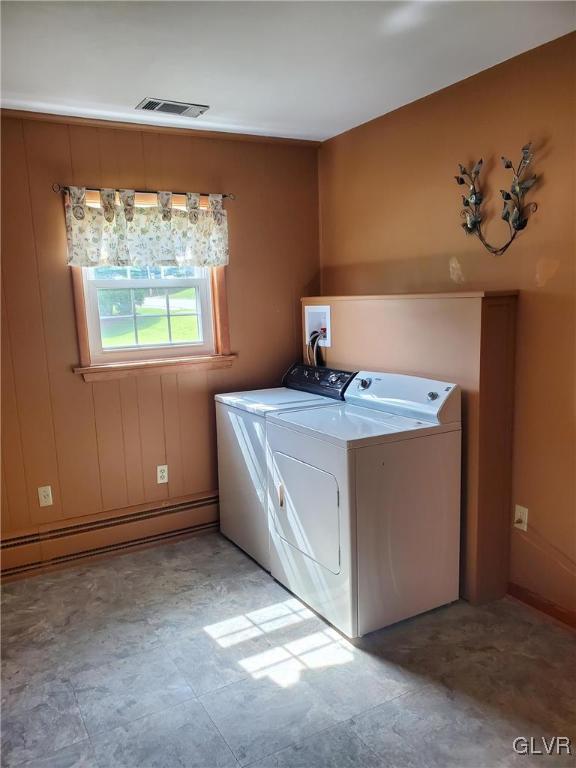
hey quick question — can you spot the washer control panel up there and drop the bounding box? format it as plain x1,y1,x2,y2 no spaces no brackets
283,363,357,400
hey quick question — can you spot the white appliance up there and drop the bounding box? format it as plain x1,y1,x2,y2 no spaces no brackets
267,371,462,638
215,364,357,570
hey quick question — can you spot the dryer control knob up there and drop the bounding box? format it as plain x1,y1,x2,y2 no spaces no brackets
427,391,439,400
359,378,372,390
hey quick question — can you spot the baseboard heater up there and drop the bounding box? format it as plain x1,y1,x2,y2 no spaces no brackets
1,496,219,578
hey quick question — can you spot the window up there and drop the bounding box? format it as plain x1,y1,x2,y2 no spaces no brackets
66,187,233,379
82,265,214,364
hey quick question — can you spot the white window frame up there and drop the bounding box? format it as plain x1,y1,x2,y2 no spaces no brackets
83,269,215,365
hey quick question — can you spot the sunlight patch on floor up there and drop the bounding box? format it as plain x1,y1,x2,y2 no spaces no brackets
203,599,356,687
203,598,315,648
239,628,355,687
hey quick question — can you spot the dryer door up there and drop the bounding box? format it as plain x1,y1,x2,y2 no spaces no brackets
271,451,340,574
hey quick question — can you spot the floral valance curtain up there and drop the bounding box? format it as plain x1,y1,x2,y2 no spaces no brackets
65,187,229,268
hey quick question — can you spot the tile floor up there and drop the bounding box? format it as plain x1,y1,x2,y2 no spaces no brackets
1,533,575,768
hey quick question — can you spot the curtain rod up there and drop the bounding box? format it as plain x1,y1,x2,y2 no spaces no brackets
52,183,236,200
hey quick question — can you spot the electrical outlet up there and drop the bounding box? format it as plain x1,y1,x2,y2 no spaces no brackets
157,465,168,484
514,504,528,532
38,485,53,507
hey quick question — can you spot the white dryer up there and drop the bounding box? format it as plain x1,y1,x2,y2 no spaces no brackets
215,364,357,570
267,371,462,638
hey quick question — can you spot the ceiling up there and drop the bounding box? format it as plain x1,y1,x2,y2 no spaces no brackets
1,1,574,141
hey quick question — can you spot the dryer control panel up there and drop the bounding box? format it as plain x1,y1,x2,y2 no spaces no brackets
345,370,461,423
283,363,357,400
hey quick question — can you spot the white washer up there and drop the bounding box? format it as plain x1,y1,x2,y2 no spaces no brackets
215,364,357,570
267,371,462,638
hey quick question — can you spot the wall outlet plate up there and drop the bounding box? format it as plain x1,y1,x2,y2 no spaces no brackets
514,504,528,532
38,485,53,507
157,465,168,484
304,305,331,348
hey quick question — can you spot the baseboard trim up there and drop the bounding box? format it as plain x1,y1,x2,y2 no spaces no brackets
2,496,218,548
508,582,576,630
1,496,219,578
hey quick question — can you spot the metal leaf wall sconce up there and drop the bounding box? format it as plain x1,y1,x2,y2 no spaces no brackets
454,143,538,256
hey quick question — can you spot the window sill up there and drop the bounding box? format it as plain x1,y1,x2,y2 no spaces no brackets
73,354,237,382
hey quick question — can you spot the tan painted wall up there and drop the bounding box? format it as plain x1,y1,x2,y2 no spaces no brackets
1,115,319,538
318,34,576,612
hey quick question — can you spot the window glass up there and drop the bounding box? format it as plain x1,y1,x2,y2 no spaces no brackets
167,287,198,314
171,315,200,343
84,265,212,360
101,318,137,349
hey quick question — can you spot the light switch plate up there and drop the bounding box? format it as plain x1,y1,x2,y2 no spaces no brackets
514,504,528,532
157,465,168,484
38,485,53,507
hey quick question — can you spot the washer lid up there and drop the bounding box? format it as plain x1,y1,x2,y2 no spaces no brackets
268,403,460,448
215,387,334,415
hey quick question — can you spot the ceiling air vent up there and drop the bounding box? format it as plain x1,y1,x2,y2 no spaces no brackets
135,98,209,118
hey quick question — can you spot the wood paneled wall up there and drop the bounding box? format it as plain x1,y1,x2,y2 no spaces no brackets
1,115,319,563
